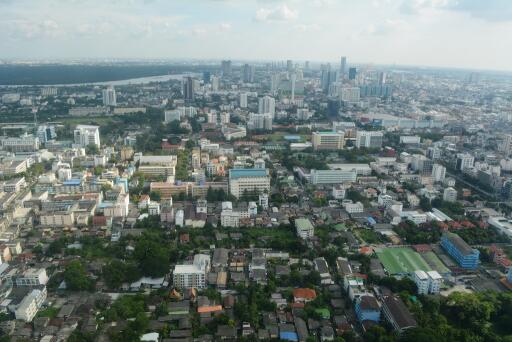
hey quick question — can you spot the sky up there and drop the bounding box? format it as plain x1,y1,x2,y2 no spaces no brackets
1,0,512,71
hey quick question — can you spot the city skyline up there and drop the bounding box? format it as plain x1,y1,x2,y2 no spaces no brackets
1,0,512,71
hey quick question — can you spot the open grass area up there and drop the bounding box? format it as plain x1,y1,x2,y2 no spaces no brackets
354,228,383,244
376,247,432,275
422,251,450,274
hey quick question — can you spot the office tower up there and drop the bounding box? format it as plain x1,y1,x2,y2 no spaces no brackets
211,76,220,91
203,71,211,83
355,131,383,148
339,56,347,79
41,87,57,97
182,76,195,103
220,112,230,125
221,60,232,76
348,67,357,80
242,64,255,83
258,96,275,117
378,71,386,85
291,73,297,102
443,187,458,202
240,93,248,108
287,59,293,72
74,125,101,148
102,86,117,106
321,64,337,94
304,61,310,71
270,73,280,94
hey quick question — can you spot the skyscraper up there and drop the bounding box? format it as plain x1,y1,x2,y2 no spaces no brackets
183,76,195,103
242,64,255,83
258,96,275,118
221,60,232,76
348,67,357,80
240,93,248,108
321,64,337,94
102,86,117,106
287,59,293,72
340,56,347,79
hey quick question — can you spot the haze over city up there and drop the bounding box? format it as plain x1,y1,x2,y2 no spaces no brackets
1,0,512,71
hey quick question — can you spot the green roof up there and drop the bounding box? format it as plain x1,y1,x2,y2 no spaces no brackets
315,308,330,319
376,247,432,275
295,218,313,231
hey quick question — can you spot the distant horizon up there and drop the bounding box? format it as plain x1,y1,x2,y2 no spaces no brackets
1,58,512,75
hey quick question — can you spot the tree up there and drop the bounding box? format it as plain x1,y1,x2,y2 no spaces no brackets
63,260,94,291
133,233,171,277
86,144,100,155
103,260,141,289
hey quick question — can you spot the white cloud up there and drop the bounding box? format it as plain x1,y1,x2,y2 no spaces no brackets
294,23,320,32
219,22,232,31
255,4,298,22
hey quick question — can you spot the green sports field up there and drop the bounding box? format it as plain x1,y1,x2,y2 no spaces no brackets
376,247,432,275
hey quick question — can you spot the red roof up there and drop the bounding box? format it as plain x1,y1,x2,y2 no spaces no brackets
293,288,317,300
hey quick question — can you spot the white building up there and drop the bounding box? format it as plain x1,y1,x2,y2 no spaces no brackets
344,201,364,214
164,109,181,123
399,136,421,145
74,125,101,148
173,254,211,289
427,271,442,294
432,164,446,182
247,113,272,131
229,169,270,199
341,87,360,103
355,131,383,149
443,187,457,202
148,202,161,216
175,209,184,227
413,270,429,295
456,153,475,171
310,169,356,184
14,287,47,322
102,86,117,106
15,268,49,286
1,134,40,152
240,93,248,108
259,193,269,209
258,96,275,117
332,185,346,200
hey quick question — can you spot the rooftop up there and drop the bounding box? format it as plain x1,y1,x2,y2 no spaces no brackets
229,168,268,179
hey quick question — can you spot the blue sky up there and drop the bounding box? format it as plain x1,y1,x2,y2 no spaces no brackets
1,0,512,71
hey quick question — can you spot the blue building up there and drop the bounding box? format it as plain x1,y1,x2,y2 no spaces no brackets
507,267,512,284
441,232,479,270
355,295,381,323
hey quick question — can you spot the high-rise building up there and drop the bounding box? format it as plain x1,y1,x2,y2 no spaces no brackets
378,71,387,85
240,93,248,108
341,87,360,103
102,86,117,106
258,96,275,117
74,125,100,148
221,60,232,76
348,67,357,80
339,56,347,79
37,125,57,143
432,164,446,182
203,71,211,83
211,76,220,91
321,64,337,94
247,113,272,131
287,59,293,72
355,131,383,148
173,254,211,289
242,64,255,83
182,76,195,103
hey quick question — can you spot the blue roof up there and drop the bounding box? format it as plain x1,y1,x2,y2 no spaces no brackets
63,179,81,186
284,135,301,141
367,217,376,225
279,332,298,341
229,168,267,180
